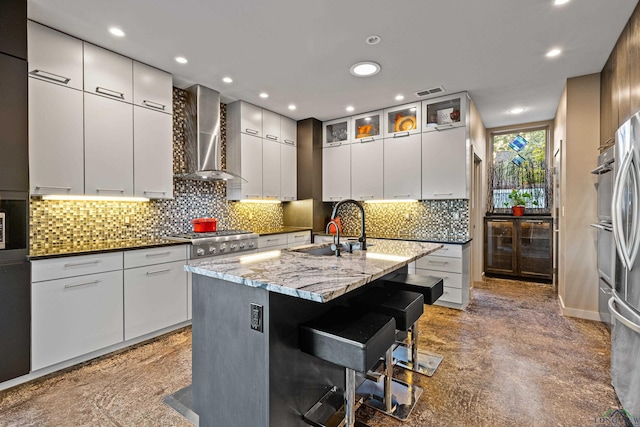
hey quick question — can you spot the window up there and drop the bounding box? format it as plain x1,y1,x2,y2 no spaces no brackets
488,127,551,213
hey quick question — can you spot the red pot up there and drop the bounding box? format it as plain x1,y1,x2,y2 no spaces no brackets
191,218,217,232
512,206,525,216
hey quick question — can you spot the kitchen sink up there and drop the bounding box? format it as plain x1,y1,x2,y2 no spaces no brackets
290,245,338,256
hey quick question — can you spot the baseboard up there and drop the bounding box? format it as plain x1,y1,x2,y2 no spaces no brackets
558,295,601,321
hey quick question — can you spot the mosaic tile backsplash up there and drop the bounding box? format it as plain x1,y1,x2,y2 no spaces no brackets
29,88,283,251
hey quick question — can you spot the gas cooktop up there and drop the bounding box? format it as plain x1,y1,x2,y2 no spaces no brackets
165,230,255,241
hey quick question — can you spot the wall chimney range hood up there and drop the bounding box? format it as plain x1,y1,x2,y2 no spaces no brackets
176,84,245,182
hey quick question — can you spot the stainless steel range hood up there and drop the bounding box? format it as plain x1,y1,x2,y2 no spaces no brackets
176,84,245,182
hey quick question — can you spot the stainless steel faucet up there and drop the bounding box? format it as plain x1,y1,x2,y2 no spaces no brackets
330,199,367,250
325,220,341,257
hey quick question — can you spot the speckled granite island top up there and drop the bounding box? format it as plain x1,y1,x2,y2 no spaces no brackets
186,238,442,303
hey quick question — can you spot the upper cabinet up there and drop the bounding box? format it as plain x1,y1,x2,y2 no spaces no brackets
281,117,297,146
383,102,421,138
27,21,83,90
133,106,173,199
0,0,27,60
422,127,468,199
227,101,263,137
323,117,351,147
422,92,468,132
133,62,173,114
84,43,133,103
263,109,281,142
351,110,382,142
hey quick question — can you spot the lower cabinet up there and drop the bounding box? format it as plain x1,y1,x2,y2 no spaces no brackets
258,231,312,251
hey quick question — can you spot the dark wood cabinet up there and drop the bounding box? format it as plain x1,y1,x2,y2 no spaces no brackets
631,6,640,119
484,216,553,282
0,0,26,60
601,55,614,147
617,23,631,127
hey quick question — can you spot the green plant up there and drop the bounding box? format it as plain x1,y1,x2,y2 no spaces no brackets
504,188,539,207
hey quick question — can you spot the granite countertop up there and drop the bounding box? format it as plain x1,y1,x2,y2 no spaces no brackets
252,226,313,236
29,238,186,260
315,232,471,245
186,238,442,303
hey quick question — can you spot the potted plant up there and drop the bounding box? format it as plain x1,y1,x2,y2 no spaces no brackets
504,188,538,216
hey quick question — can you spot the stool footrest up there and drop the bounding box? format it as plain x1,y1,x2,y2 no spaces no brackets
303,386,366,427
393,345,444,377
356,377,423,421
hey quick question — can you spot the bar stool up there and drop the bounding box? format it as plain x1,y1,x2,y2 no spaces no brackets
353,287,425,421
384,274,444,376
299,306,396,427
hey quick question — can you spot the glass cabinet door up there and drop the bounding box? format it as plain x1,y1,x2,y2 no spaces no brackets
518,219,552,278
323,117,351,147
351,110,382,142
485,219,515,273
383,102,421,138
423,92,468,132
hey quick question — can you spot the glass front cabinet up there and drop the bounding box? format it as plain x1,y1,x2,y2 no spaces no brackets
322,117,351,147
383,102,421,138
484,217,553,281
422,92,469,132
351,110,382,142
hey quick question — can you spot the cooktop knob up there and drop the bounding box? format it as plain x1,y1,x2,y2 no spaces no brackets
248,242,255,248
230,244,237,250
219,244,226,252
196,248,205,256
209,246,216,254
239,242,246,249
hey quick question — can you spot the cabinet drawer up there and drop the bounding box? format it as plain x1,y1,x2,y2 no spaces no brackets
32,270,124,370
32,252,123,283
124,260,188,340
416,255,462,273
258,234,288,249
287,231,311,246
431,244,462,258
414,268,462,289
124,245,187,269
438,287,463,304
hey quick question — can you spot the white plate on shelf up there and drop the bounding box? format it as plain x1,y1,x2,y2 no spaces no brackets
437,108,453,125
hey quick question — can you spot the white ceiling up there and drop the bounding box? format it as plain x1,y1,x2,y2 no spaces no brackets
28,0,638,128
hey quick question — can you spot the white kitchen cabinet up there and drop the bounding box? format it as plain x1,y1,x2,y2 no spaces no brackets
83,43,133,103
422,92,468,132
227,133,263,200
351,110,382,142
133,61,173,114
27,21,83,91
263,109,281,142
281,117,297,145
32,269,124,370
31,252,123,283
84,93,134,197
28,77,84,196
323,117,351,147
383,133,421,200
281,141,297,201
227,100,263,137
123,244,186,269
287,231,311,247
322,144,351,201
351,138,383,201
263,139,281,199
422,127,468,199
258,234,289,250
383,102,421,138
124,259,188,340
134,106,173,199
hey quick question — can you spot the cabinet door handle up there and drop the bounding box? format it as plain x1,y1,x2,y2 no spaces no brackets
434,193,454,196
294,234,307,238
29,69,71,84
96,86,125,99
142,100,166,111
143,190,167,195
35,185,72,191
393,132,410,138
64,260,100,268
284,139,295,145
65,279,101,289
146,268,172,275
359,195,375,200
525,220,544,223
360,137,375,143
145,251,171,257
491,219,508,222
428,260,449,265
266,238,280,242
328,142,342,146
394,194,411,198
245,128,259,135
329,196,342,200
266,134,278,141
281,196,295,200
435,124,455,131
96,188,125,193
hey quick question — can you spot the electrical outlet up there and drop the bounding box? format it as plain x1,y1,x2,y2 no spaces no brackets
250,303,263,332
405,213,410,221
452,212,460,220
124,216,130,224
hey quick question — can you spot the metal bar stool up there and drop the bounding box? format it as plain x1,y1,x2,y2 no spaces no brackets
299,306,396,427
353,287,425,421
384,273,444,376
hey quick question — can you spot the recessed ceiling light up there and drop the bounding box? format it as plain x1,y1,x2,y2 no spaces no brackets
259,93,269,99
350,61,381,77
346,106,354,112
546,48,562,58
288,104,296,110
365,35,382,45
222,77,233,83
175,56,188,64
553,0,570,5
109,27,125,37
395,95,405,101
509,107,526,114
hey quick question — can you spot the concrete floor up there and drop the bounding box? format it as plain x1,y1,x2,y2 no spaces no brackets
0,278,622,426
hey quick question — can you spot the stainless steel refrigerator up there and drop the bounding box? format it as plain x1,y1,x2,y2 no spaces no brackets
610,113,640,415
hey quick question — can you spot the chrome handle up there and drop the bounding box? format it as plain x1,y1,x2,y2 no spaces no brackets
608,296,640,334
590,163,613,174
29,69,71,84
65,279,100,289
265,195,278,198
433,193,454,196
64,260,100,267
612,149,633,270
96,188,125,193
600,287,613,295
328,142,342,146
284,139,295,145
145,251,171,257
491,219,508,222
294,234,307,238
142,100,166,111
394,194,411,198
146,268,172,275
359,137,375,143
35,185,72,191
245,195,260,198
245,128,259,135
281,196,295,200
435,124,455,131
393,132,410,138
96,87,125,99
628,150,640,269
359,195,374,199
590,223,613,232
428,260,449,265
329,196,341,200
144,190,167,195
266,238,280,242
266,134,278,141
525,220,544,223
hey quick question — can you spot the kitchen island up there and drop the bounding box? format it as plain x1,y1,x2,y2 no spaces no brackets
176,239,441,427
